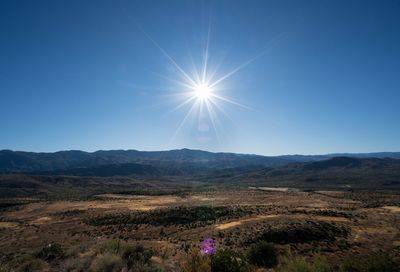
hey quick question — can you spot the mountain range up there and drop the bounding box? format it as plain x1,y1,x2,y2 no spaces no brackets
1,150,400,199
1,149,400,174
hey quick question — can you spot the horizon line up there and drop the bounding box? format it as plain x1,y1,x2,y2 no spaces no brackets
1,147,400,158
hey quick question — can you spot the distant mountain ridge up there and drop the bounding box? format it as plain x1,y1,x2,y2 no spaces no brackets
212,156,400,190
1,149,400,173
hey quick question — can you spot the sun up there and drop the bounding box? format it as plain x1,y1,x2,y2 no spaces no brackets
140,23,255,137
194,84,212,100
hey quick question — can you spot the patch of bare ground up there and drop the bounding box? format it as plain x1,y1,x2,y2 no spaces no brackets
3,196,184,221
0,221,18,228
215,213,351,230
382,205,400,212
30,216,53,225
215,215,278,230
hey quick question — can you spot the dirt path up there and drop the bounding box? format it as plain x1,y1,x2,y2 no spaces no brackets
215,214,351,230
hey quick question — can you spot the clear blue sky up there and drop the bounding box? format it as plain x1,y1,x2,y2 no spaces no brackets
1,0,399,155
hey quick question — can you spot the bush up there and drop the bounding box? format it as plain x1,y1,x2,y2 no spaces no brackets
281,255,332,272
247,241,278,268
86,206,258,227
0,262,11,272
95,240,160,271
341,252,400,272
211,250,250,272
98,239,127,256
122,245,154,269
61,255,94,272
34,242,64,261
90,253,124,272
259,222,348,244
182,249,211,272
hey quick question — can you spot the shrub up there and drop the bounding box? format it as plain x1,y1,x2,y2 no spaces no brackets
86,206,258,227
182,249,211,272
89,253,124,272
211,250,250,272
259,222,348,244
0,262,11,272
247,241,278,268
34,242,64,261
96,240,159,271
61,255,94,272
281,255,332,272
341,252,400,272
122,245,154,269
98,239,127,255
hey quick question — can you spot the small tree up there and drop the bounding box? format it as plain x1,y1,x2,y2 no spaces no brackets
247,241,278,268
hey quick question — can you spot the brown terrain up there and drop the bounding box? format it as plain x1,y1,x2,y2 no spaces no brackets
1,188,399,271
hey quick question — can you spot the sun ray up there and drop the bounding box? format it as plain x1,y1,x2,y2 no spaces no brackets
139,27,198,87
171,99,200,140
209,93,251,110
208,35,284,89
170,95,198,113
153,72,197,91
202,17,212,84
204,99,221,141
188,52,202,85
208,98,234,122
208,51,265,89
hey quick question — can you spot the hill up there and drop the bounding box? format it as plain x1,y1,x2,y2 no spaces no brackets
216,157,400,190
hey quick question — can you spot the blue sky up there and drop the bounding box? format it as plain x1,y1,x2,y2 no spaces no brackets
1,0,399,155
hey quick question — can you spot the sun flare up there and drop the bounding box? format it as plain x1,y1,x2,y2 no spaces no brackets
194,84,212,100
141,24,255,138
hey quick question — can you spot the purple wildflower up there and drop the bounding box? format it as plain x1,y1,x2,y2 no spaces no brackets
201,238,217,256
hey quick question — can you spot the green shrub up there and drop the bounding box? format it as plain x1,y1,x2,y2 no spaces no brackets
247,241,278,268
211,250,250,272
281,255,332,272
98,239,127,255
259,222,348,244
96,240,160,271
182,249,211,272
0,262,11,272
341,252,400,272
122,245,154,269
86,206,258,227
34,242,64,261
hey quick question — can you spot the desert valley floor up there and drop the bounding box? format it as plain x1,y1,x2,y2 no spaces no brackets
1,188,399,271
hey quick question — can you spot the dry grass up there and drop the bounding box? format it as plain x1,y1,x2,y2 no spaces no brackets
0,189,399,269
